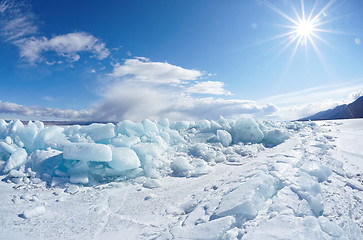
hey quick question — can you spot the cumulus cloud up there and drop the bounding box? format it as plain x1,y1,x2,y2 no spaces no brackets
2,55,275,121
86,57,278,121
0,101,91,119
109,57,203,84
105,57,232,94
84,57,279,121
162,97,277,121
89,80,277,122
2,0,263,121
0,55,278,121
15,32,110,63
90,82,174,121
0,0,109,63
186,81,232,95
0,0,276,122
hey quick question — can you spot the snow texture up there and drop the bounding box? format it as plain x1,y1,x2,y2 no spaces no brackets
0,117,362,239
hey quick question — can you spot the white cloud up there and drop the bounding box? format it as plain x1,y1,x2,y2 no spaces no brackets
15,32,110,63
277,101,341,120
0,101,91,119
165,97,277,121
42,96,56,101
0,91,278,122
87,58,277,121
89,80,277,122
3,1,270,121
0,1,11,13
0,54,278,121
0,0,37,42
348,90,363,102
274,87,363,120
186,81,232,95
90,82,174,121
0,82,277,122
2,16,37,41
0,1,109,63
259,79,363,107
109,57,203,84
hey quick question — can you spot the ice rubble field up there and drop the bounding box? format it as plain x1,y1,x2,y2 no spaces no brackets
0,117,362,239
0,117,292,184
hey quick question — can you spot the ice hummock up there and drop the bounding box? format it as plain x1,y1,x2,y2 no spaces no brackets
0,116,295,185
0,117,361,239
0,117,302,184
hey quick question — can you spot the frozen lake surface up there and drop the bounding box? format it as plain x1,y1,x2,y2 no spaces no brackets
0,118,362,239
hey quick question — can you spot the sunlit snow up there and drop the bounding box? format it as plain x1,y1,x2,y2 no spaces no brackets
0,117,362,239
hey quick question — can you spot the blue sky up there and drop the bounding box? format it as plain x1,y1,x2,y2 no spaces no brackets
0,0,362,121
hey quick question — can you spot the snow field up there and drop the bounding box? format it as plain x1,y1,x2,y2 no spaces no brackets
0,118,361,239
162,121,361,239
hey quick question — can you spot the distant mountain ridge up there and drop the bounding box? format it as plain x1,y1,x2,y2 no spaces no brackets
299,96,363,121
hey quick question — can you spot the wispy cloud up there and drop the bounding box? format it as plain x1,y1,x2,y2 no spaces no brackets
89,81,277,121
15,32,110,63
265,81,363,120
259,79,363,107
162,97,277,121
0,1,280,122
0,0,37,41
0,100,91,119
0,1,11,13
186,81,232,96
0,53,278,121
0,0,109,64
89,58,277,121
2,15,37,41
276,101,340,121
42,96,56,101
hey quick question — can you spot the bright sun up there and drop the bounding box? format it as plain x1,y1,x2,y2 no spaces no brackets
263,0,337,62
296,20,315,37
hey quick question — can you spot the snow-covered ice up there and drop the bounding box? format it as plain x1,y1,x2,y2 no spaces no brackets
0,117,362,239
22,205,46,219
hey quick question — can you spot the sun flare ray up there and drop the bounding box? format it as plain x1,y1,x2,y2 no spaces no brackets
263,0,299,25
262,0,340,64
